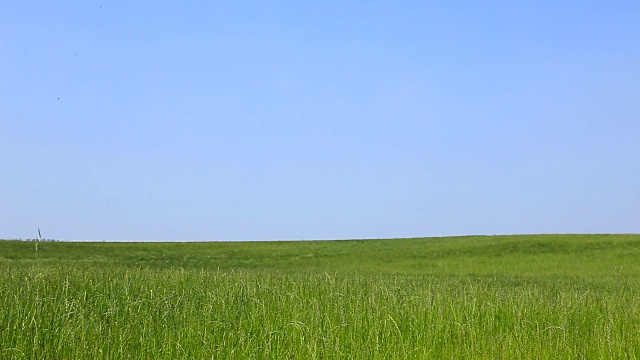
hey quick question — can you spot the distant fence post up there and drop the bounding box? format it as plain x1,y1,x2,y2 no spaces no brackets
36,228,42,252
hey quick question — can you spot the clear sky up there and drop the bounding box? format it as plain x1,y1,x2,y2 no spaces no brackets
2,1,639,241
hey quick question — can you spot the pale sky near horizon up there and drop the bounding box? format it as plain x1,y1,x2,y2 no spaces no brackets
2,1,639,241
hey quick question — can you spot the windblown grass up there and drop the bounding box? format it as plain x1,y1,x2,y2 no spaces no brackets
1,234,639,358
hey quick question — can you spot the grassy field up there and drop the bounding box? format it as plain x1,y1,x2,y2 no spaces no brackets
2,234,640,358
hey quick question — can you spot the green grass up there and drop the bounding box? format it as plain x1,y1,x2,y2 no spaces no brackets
2,234,640,358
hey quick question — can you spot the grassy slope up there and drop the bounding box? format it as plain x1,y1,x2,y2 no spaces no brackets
2,234,640,277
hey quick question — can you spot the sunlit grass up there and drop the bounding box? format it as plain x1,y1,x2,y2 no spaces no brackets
1,234,640,358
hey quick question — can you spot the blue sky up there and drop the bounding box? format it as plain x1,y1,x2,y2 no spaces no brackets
2,1,639,241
